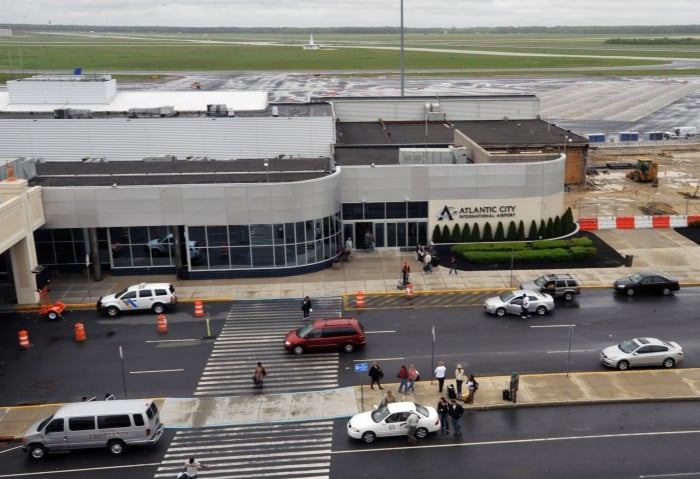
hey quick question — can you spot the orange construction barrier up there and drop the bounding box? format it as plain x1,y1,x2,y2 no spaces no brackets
405,283,414,300
18,330,30,349
157,314,168,333
355,291,365,308
194,300,205,317
74,322,87,342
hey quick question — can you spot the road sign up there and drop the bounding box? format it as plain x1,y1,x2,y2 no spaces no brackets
355,362,369,373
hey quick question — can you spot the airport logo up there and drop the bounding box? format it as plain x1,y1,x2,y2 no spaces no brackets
436,205,456,221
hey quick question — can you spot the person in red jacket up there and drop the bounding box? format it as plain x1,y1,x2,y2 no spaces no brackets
397,365,409,394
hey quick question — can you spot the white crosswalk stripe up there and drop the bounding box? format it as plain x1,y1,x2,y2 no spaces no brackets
154,421,333,479
194,298,343,396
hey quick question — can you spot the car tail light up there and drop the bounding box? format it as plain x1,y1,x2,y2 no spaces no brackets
146,428,151,436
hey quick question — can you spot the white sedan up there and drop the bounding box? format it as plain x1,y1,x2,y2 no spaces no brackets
484,289,555,317
347,401,440,443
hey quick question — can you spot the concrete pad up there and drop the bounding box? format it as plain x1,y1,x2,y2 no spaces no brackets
0,405,59,439
522,374,588,403
257,393,294,422
160,398,199,428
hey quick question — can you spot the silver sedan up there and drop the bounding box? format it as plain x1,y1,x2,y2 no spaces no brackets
484,290,554,317
600,337,683,371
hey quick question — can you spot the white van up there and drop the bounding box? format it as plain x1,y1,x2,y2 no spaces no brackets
21,399,164,460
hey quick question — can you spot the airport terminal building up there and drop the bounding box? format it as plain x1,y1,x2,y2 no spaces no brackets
0,74,585,304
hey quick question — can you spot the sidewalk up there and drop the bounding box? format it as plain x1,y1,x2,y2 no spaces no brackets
4,369,700,440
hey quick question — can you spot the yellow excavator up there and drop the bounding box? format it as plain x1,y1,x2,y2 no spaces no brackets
627,159,658,186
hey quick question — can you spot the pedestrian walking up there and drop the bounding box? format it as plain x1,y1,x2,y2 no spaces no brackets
510,372,520,403
407,364,418,394
379,389,397,407
455,364,465,398
253,362,266,390
406,410,420,445
368,361,384,390
402,261,411,286
466,374,479,404
416,243,424,263
397,365,409,394
301,295,312,320
437,397,450,434
434,360,447,393
448,399,464,435
181,457,210,479
520,293,530,318
448,254,458,275
423,250,433,274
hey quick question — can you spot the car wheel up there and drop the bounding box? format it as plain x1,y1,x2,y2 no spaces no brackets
495,308,506,317
662,358,675,368
415,427,428,439
342,343,355,353
152,303,165,314
292,345,304,355
535,305,547,316
361,431,376,443
47,311,59,320
107,439,126,455
626,288,635,296
563,292,574,302
28,444,47,460
106,306,120,317
617,360,630,371
662,287,672,296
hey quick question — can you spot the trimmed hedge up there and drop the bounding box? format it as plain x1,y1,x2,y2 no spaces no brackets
452,237,597,265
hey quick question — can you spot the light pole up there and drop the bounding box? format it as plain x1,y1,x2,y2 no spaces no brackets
264,159,269,183
400,0,405,96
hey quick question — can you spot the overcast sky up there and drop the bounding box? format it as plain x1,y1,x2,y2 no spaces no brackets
4,0,699,28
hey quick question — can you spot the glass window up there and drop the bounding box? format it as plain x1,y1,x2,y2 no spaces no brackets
386,202,407,218
45,419,64,433
343,203,364,220
228,225,249,246
284,223,295,243
69,416,95,431
273,224,284,244
133,414,144,426
407,201,428,218
364,203,385,219
250,224,273,246
206,226,228,248
252,246,274,267
230,246,251,268
97,415,131,429
295,222,306,244
274,245,286,267
286,245,296,265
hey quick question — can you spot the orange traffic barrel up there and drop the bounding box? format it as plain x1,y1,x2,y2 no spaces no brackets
157,314,168,333
405,283,414,299
74,322,87,342
355,291,365,308
18,330,30,349
194,300,205,317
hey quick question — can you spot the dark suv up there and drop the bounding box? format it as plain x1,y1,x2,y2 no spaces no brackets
284,318,366,355
519,274,581,302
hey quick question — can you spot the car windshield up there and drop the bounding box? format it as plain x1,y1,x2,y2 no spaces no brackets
618,339,640,353
629,273,644,283
414,403,429,417
296,324,314,337
534,277,547,287
499,291,516,302
37,414,54,431
371,405,391,423
114,288,128,298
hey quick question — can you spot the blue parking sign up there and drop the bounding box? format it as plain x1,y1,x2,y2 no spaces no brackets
355,362,369,373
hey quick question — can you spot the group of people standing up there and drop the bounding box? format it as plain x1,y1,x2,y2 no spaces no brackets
437,361,479,404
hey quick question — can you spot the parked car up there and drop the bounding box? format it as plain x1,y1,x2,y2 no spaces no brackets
519,273,580,302
97,282,177,317
284,318,365,355
146,233,201,260
600,337,683,371
613,271,679,296
347,401,440,443
484,290,554,317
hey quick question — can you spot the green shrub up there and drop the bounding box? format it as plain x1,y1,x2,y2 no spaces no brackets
528,220,538,240
516,220,525,241
470,223,481,242
537,220,546,239
570,246,597,260
451,224,462,243
494,222,505,241
432,225,441,243
441,225,450,243
461,223,471,242
482,223,493,241
452,242,527,253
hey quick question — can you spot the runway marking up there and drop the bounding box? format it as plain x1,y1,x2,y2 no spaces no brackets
145,339,199,343
547,349,598,354
0,462,160,477
333,428,700,455
129,369,184,374
531,324,576,328
365,330,396,334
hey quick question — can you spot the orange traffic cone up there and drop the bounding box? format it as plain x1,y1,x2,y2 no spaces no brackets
74,322,87,342
18,330,30,349
355,291,365,308
194,300,204,317
157,314,168,333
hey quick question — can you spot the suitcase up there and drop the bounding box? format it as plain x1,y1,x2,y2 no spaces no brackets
447,384,457,400
502,389,511,401
461,390,470,402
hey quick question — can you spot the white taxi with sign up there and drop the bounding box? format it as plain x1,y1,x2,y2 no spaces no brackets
347,401,440,443
97,282,177,317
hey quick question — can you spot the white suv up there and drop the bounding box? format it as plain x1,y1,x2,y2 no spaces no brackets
97,282,177,317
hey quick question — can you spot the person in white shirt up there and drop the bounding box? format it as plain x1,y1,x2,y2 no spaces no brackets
434,360,447,393
521,294,530,318
182,457,210,479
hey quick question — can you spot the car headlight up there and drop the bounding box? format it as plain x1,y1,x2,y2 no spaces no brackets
284,340,291,347
615,284,625,289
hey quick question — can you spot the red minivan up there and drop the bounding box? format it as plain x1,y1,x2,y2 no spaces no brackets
284,318,366,355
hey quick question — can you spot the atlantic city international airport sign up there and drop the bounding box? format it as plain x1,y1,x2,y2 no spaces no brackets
434,203,517,222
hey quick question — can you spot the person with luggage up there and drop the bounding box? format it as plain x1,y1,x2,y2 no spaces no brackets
437,397,450,434
406,411,420,445
368,361,384,390
455,364,465,398
301,296,312,320
434,360,447,393
466,374,479,404
448,399,464,435
510,372,520,403
401,261,411,287
397,365,409,394
520,293,530,318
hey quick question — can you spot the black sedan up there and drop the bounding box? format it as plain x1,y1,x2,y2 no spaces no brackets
613,271,680,296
